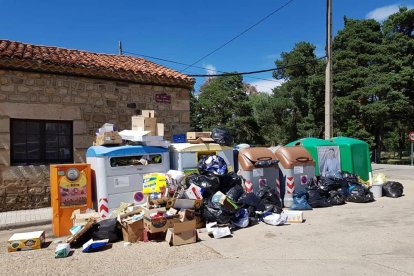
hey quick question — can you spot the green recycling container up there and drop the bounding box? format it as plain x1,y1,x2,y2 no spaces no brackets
331,137,372,181
286,138,337,177
287,137,372,181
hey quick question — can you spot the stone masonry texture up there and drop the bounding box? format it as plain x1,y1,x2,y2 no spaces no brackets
0,69,191,211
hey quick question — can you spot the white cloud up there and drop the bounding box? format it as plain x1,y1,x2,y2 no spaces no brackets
203,64,217,75
248,79,285,94
366,4,413,21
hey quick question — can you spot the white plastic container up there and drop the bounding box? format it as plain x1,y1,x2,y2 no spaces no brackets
370,184,383,198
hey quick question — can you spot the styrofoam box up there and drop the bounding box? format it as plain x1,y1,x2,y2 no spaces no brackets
284,210,304,223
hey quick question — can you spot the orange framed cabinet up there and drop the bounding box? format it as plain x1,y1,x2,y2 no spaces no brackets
50,164,92,237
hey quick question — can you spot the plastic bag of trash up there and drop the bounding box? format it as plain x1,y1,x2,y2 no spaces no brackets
198,155,228,176
211,128,234,146
346,184,374,203
226,184,245,202
328,190,346,205
217,172,243,193
290,191,312,210
231,208,249,228
382,181,404,198
186,174,220,198
92,218,123,243
202,197,237,224
257,186,283,214
237,192,265,211
318,176,342,192
307,188,331,208
263,212,288,226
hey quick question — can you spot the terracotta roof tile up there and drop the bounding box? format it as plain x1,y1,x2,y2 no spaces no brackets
0,39,194,88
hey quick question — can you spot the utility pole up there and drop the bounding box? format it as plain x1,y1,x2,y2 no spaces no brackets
324,0,333,139
118,41,123,55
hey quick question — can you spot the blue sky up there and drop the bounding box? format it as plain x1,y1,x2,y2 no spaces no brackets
1,0,413,93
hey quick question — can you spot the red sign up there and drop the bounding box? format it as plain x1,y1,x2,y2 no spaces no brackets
155,94,171,103
409,132,414,142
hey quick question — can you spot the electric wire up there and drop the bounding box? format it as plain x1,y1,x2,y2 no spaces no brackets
180,0,296,72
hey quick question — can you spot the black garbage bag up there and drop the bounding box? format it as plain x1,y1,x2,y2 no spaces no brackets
198,154,228,175
226,184,245,202
318,176,342,192
336,186,350,197
342,171,359,183
257,186,283,214
346,184,374,203
382,181,404,198
328,190,346,205
290,190,312,210
217,172,243,194
307,181,331,208
202,197,237,224
211,128,234,146
186,174,220,198
237,192,265,211
92,218,123,243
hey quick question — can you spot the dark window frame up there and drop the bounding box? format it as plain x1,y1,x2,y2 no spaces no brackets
10,119,74,166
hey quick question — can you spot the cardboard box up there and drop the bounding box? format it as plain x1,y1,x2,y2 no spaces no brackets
132,116,157,135
143,208,180,233
118,208,145,243
156,123,164,136
165,220,197,246
178,209,195,222
8,231,45,252
186,132,211,140
183,184,203,200
169,198,203,210
141,110,155,118
95,131,122,146
71,210,100,226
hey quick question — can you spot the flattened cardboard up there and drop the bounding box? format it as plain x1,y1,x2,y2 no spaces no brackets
156,123,164,136
71,209,100,226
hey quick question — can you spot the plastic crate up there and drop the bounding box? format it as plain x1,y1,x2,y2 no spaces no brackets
172,134,186,143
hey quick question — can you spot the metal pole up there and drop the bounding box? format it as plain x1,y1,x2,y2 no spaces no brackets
324,0,333,139
411,141,413,166
118,41,123,55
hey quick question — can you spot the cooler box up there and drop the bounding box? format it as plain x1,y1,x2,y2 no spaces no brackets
169,143,234,174
238,147,279,194
274,146,315,207
86,145,170,218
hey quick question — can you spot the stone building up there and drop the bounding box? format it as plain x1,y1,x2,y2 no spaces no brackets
0,39,194,211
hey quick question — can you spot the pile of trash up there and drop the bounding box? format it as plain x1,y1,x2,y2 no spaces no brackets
290,172,375,210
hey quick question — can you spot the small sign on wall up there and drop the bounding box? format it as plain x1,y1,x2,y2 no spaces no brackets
155,93,171,103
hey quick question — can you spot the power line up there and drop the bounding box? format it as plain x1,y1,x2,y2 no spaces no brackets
123,50,282,84
188,56,326,77
180,0,296,72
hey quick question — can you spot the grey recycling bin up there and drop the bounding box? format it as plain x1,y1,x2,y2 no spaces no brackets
238,147,279,194
274,145,315,207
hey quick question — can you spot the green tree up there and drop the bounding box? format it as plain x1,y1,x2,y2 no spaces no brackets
196,74,259,144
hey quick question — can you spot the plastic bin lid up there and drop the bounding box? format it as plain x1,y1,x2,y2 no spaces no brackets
86,145,168,157
274,146,314,169
169,143,231,152
238,147,278,171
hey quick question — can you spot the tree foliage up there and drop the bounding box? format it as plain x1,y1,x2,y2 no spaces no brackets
190,7,414,160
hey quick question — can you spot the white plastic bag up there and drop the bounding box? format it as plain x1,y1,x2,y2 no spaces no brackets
263,212,288,226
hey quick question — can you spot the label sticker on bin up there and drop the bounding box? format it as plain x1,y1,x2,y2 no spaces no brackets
301,175,308,185
253,168,263,177
294,166,304,174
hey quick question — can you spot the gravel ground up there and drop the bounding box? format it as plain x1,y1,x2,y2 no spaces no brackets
0,225,221,276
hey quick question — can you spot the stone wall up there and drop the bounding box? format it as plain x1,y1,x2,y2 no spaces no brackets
0,69,191,211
